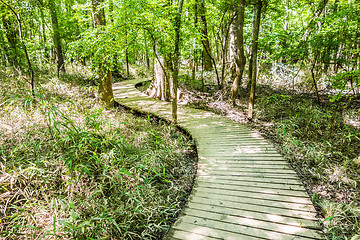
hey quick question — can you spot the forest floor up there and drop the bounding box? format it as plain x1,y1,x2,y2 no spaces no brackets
0,66,197,240
173,74,360,240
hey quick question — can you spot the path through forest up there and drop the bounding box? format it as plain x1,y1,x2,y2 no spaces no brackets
113,79,324,240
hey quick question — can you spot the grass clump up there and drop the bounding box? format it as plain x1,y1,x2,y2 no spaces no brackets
176,72,360,239
255,91,360,239
0,67,196,239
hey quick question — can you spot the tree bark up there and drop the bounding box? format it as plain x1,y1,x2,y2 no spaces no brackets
1,0,35,96
1,15,19,69
311,52,320,103
192,1,198,80
146,55,168,101
145,30,172,102
171,0,185,124
49,0,65,75
198,0,212,70
247,4,257,91
92,0,114,107
220,14,233,86
230,0,246,105
229,20,236,82
248,0,263,119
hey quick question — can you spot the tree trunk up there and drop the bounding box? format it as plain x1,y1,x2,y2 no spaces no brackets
311,52,320,103
146,55,168,101
2,15,19,69
192,1,198,80
171,0,184,124
247,4,257,91
221,15,233,86
248,0,263,119
126,48,130,77
230,0,246,105
1,0,35,95
229,21,236,82
92,0,114,107
40,7,49,60
49,0,65,75
145,29,172,101
198,0,212,70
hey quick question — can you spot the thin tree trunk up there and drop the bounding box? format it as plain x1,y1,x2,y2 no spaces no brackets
171,0,185,124
311,52,320,103
2,15,19,69
247,5,256,91
92,0,114,107
198,0,212,70
221,15,233,86
1,0,35,95
37,0,49,60
201,50,204,90
201,39,221,87
49,0,65,75
230,0,246,105
229,21,236,82
192,1,198,80
248,0,263,119
126,48,130,77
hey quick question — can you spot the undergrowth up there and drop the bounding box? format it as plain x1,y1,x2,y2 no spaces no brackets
254,91,360,240
178,72,360,239
0,66,196,239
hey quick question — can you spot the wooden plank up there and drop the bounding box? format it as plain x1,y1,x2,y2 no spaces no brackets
181,209,323,238
169,223,264,240
196,174,304,185
194,181,309,198
198,163,293,170
164,229,223,240
200,153,284,157
201,149,280,155
196,177,306,191
198,142,275,147
186,202,320,228
199,163,291,169
192,186,313,205
198,168,299,180
189,195,317,219
198,160,289,165
198,156,287,161
174,217,319,240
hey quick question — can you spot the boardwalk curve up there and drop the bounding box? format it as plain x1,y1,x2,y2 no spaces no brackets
113,79,324,240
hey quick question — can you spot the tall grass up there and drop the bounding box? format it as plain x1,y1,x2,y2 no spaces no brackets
256,92,360,239
0,66,196,239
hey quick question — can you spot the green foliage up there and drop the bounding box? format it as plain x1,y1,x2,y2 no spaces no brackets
319,200,360,240
256,90,360,239
0,67,196,239
329,70,360,101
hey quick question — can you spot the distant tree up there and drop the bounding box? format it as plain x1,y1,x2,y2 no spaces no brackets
248,0,263,119
230,0,246,105
48,0,65,75
91,0,113,107
0,0,35,95
198,0,212,71
172,0,185,123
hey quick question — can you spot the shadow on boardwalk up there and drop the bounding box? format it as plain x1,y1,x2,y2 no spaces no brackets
113,78,325,240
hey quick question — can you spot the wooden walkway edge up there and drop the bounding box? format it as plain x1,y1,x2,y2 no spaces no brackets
113,79,325,240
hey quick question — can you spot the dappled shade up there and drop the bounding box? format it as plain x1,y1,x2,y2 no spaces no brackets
113,78,324,240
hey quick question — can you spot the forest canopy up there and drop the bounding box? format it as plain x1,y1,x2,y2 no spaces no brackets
0,0,360,239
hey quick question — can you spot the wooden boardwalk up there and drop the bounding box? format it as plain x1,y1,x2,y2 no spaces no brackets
113,79,324,240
